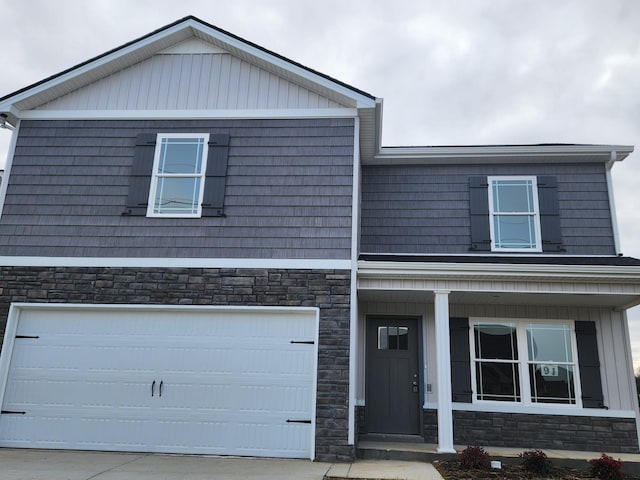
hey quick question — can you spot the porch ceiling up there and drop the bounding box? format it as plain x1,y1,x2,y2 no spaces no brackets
357,259,640,310
357,288,640,309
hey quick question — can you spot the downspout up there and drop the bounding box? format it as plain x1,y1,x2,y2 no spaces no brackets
606,150,622,255
0,118,20,223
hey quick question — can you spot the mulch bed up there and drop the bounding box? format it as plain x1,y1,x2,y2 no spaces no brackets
432,459,640,479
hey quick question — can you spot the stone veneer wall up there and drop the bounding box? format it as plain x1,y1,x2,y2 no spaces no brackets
453,410,639,454
422,409,438,444
0,266,352,462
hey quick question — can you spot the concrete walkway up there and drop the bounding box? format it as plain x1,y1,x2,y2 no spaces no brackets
0,448,443,480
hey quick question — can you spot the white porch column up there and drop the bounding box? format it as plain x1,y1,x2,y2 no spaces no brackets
434,290,455,453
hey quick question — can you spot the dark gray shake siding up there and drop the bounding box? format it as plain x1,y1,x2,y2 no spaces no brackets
0,118,354,259
361,163,615,255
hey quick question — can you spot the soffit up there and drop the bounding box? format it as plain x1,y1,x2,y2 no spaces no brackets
370,144,634,165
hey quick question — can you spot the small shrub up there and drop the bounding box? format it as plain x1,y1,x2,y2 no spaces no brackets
520,449,551,475
459,445,491,470
589,453,623,480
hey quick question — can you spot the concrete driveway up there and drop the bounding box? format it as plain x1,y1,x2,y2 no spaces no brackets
0,448,442,480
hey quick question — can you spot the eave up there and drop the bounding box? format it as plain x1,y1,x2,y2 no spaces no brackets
370,144,635,165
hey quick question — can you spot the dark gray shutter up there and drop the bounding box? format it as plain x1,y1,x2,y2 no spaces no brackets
537,176,564,252
123,133,156,216
575,321,605,408
201,134,230,217
450,317,473,403
469,176,491,251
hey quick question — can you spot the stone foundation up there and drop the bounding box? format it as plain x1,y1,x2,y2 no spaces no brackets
453,410,639,454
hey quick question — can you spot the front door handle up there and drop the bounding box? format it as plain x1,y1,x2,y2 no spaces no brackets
151,380,156,397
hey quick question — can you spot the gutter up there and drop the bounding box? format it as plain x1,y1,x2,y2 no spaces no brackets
358,260,640,283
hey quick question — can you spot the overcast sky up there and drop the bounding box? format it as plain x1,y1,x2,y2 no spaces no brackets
1,0,640,365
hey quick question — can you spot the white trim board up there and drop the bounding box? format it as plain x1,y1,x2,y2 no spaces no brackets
420,402,636,419
0,256,352,270
15,108,359,120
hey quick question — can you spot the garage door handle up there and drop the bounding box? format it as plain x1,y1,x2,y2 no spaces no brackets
159,381,163,397
151,380,156,397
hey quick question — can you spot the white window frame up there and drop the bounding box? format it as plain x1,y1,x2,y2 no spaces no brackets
487,176,542,252
147,133,210,218
469,318,582,409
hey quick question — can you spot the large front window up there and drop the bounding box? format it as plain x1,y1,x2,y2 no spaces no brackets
472,320,578,405
488,176,542,252
147,133,209,217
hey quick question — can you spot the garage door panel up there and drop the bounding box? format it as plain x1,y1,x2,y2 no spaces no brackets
0,306,317,458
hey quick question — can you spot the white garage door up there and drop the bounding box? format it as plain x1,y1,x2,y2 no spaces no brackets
0,305,318,459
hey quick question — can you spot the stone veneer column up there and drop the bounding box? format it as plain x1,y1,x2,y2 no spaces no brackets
434,290,455,453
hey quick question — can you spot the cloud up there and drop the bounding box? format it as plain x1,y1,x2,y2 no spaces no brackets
1,0,640,367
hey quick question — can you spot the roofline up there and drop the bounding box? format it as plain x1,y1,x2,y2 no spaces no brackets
370,144,634,164
0,15,377,114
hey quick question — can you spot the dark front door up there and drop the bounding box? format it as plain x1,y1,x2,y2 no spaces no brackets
366,317,421,435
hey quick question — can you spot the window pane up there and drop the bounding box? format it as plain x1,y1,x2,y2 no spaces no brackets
476,361,521,402
378,327,388,350
388,326,398,349
527,324,573,363
154,177,201,214
398,327,409,350
494,215,536,249
474,323,518,360
529,364,576,404
159,138,205,174
492,180,534,213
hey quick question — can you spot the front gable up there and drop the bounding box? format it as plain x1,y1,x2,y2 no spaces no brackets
0,16,380,166
0,17,376,115
0,16,376,116
30,41,350,112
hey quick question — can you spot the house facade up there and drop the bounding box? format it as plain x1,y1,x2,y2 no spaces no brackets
0,17,638,461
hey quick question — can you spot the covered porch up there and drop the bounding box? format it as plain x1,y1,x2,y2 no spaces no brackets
355,257,640,454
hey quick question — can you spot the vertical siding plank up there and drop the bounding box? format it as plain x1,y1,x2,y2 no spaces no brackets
235,61,251,109
226,57,242,109
34,53,344,112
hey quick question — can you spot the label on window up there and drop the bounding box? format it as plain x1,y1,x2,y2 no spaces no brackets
538,365,559,377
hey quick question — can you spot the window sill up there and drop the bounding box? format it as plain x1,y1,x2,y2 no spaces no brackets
448,402,635,418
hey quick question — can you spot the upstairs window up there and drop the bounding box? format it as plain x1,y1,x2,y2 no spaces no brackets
487,176,542,252
147,134,210,217
123,132,230,218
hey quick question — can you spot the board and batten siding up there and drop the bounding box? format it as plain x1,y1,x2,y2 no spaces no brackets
33,53,348,111
358,301,636,412
360,163,615,255
0,118,354,259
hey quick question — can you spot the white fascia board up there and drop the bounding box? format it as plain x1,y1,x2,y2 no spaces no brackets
0,257,352,270
358,260,640,282
371,144,635,165
17,108,358,120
